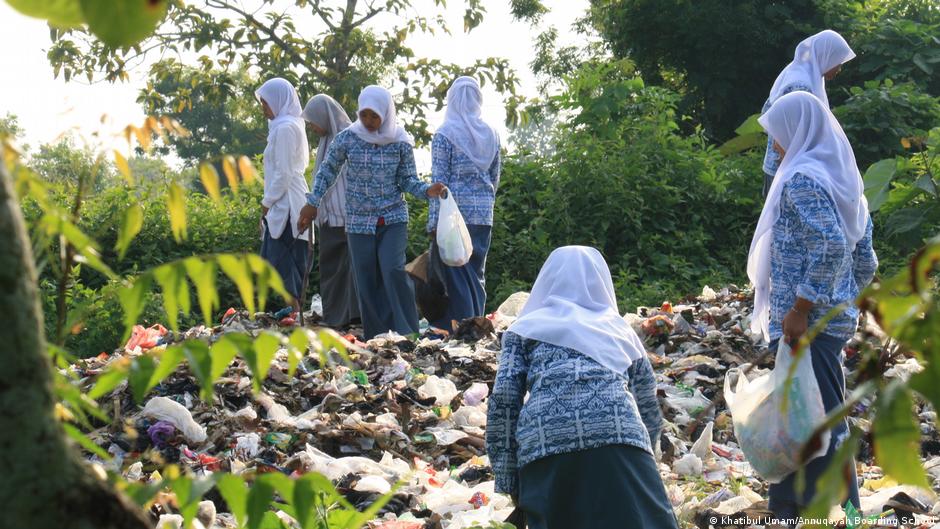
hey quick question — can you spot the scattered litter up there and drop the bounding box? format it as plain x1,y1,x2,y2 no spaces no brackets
66,287,940,528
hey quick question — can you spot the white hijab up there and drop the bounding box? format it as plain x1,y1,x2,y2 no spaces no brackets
347,85,414,146
303,94,353,172
768,30,855,108
436,76,499,172
508,246,646,376
255,78,306,143
748,91,869,339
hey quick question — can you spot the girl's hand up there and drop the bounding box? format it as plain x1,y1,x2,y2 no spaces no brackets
297,204,318,234
783,297,812,349
427,183,447,199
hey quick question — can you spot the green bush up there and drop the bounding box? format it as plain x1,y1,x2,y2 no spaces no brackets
834,80,940,168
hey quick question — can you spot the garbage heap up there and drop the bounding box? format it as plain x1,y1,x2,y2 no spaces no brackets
66,287,940,529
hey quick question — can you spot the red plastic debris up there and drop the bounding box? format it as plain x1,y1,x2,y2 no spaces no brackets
221,307,237,324
124,324,168,353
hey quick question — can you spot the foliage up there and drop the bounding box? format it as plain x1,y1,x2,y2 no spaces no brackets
835,80,940,168
7,0,169,46
138,61,268,164
44,0,523,145
481,60,763,311
29,137,116,192
584,0,827,140
5,115,387,528
825,0,940,98
863,127,940,255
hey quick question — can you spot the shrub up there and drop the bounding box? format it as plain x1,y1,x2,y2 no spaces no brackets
835,80,940,168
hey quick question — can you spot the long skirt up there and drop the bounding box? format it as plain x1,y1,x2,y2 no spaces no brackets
318,223,360,327
430,224,492,332
768,333,860,522
347,223,419,339
261,220,310,302
519,444,679,529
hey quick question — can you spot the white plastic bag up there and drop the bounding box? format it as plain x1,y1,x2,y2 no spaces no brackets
141,396,207,443
436,192,473,267
724,342,830,483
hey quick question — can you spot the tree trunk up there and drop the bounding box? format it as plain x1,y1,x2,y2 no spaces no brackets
0,160,151,528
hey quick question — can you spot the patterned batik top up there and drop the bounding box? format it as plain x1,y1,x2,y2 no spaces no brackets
485,331,663,496
307,129,430,235
427,134,501,231
769,173,878,342
762,83,812,176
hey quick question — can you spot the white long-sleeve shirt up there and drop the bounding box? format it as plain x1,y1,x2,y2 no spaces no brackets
262,122,310,240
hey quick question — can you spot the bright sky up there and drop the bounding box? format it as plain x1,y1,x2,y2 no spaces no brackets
0,0,590,169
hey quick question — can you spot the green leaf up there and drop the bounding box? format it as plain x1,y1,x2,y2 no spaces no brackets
247,254,290,312
216,474,248,528
734,113,763,136
118,275,152,342
183,257,218,326
153,262,191,332
78,0,170,47
218,255,255,315
180,340,213,401
863,159,896,212
873,383,930,488
6,0,83,27
718,132,765,156
802,430,861,527
913,173,938,198
200,162,222,202
210,336,242,384
222,155,239,193
88,360,130,399
885,206,934,236
244,332,281,392
171,475,217,527
128,353,156,404
247,475,276,529
63,423,110,460
114,149,133,185
166,182,188,242
286,328,310,378
147,346,184,395
115,204,144,260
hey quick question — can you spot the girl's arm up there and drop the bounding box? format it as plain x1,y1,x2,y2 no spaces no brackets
489,147,502,192
427,134,453,231
628,356,663,448
396,143,431,199
485,331,529,497
853,217,878,289
261,127,300,208
307,133,349,207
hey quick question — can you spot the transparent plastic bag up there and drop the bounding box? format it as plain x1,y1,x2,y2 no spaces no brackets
723,341,830,483
436,192,473,267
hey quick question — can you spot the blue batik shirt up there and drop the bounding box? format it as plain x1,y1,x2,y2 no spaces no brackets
485,331,663,496
307,129,430,235
427,134,501,231
769,173,878,342
762,83,811,176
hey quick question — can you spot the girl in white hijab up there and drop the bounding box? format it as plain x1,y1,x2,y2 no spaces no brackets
749,91,876,521
301,94,360,327
487,246,678,529
298,85,445,339
761,30,856,195
424,76,501,332
255,77,311,313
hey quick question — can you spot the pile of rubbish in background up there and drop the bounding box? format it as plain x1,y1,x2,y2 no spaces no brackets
66,287,940,529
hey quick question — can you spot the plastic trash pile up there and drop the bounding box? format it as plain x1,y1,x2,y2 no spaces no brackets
65,285,940,528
